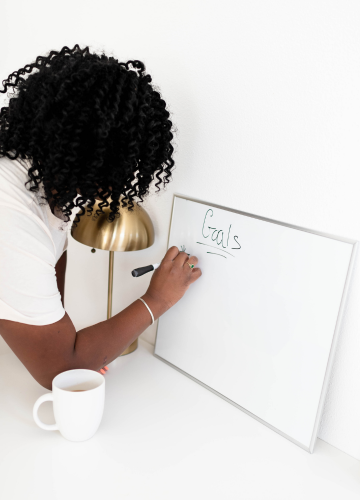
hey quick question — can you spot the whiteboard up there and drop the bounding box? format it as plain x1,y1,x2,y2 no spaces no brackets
154,195,357,452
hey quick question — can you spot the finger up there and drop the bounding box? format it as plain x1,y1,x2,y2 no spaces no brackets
184,255,198,268
189,267,202,284
174,251,190,266
163,246,180,262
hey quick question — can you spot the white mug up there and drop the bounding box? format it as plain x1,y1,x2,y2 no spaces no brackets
33,369,105,441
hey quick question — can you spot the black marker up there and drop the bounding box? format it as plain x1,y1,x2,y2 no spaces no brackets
131,253,190,277
131,263,160,277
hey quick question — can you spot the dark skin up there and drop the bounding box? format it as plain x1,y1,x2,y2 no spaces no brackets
0,245,201,390
55,249,67,309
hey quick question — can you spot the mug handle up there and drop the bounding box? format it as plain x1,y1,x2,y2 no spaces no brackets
33,393,59,431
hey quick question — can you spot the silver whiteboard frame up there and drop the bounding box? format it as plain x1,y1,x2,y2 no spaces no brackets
153,193,358,453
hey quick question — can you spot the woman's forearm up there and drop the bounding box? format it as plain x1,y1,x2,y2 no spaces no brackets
71,291,170,370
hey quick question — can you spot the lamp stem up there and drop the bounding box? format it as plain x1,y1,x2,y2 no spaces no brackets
107,250,114,319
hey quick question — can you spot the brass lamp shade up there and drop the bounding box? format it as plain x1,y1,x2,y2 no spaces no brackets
71,197,155,252
71,196,155,356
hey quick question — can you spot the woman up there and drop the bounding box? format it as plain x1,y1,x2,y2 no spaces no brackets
0,44,201,390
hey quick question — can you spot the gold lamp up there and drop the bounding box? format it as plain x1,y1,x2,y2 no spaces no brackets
71,195,155,356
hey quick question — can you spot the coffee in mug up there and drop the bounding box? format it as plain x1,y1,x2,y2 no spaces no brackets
33,369,105,441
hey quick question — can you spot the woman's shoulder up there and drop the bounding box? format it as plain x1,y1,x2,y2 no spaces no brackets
0,153,36,209
0,200,56,268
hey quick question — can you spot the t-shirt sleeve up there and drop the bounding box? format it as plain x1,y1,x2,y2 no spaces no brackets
63,231,69,255
0,206,66,325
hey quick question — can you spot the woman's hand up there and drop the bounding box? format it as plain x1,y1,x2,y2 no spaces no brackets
141,246,202,319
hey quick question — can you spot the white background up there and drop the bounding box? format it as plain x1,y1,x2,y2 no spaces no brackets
1,0,359,460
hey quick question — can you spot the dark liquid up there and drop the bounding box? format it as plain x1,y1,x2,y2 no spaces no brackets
71,389,86,392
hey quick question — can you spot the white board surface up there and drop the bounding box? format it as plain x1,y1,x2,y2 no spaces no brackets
154,195,357,452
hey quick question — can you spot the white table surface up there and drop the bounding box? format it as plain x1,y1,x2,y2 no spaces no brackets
0,338,359,500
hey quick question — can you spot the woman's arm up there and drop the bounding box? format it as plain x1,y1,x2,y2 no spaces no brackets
0,247,201,390
55,250,67,308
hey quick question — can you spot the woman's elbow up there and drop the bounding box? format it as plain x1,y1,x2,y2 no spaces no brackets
33,373,53,391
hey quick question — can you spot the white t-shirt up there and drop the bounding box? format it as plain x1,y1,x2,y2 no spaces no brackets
0,154,79,326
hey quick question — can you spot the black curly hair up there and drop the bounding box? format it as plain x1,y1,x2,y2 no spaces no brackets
0,44,176,228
